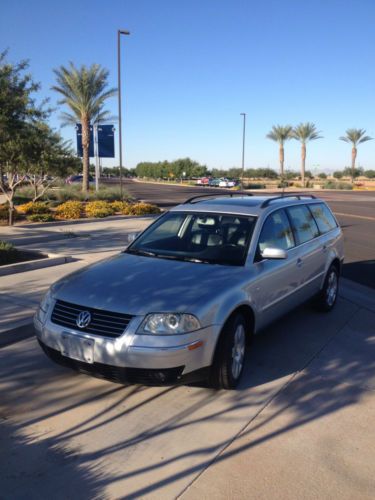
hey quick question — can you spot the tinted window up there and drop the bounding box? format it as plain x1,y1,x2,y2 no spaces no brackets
258,209,295,253
287,205,319,244
309,203,337,234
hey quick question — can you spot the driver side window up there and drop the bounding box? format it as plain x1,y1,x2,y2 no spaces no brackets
257,209,295,256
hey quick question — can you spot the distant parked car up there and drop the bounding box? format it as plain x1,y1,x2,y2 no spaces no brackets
208,178,221,187
66,175,94,185
219,178,230,187
196,177,210,186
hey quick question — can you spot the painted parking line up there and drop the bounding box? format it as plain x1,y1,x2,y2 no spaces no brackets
334,212,375,221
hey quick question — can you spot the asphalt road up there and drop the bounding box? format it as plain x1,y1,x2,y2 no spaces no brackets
123,180,375,289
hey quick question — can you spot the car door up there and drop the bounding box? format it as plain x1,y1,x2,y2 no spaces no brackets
251,208,306,330
285,204,325,300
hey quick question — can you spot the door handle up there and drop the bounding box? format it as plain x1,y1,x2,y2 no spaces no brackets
296,258,303,267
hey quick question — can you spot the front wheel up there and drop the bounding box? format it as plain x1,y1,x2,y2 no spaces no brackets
314,265,339,312
208,313,248,389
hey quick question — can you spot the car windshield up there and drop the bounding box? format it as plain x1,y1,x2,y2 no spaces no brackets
126,211,257,266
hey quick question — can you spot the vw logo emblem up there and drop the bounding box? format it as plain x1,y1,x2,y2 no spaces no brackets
76,311,91,329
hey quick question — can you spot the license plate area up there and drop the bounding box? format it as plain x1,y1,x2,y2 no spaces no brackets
61,332,94,364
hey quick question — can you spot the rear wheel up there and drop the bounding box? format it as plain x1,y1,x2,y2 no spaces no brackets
315,264,339,312
208,313,248,389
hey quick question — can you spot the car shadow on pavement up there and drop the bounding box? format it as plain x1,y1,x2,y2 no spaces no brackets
342,259,375,289
0,296,374,498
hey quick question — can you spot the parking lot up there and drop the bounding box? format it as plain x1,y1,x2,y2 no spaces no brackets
0,187,374,499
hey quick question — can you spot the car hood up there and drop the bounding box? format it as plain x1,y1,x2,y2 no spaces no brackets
53,252,247,316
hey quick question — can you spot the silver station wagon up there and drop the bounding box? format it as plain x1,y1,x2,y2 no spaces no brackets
35,194,344,389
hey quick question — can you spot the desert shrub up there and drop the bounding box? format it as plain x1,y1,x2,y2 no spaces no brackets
27,213,55,222
110,200,129,213
85,201,115,218
0,240,18,265
13,186,34,204
91,187,132,202
323,181,353,190
55,201,83,220
128,202,161,215
17,201,50,215
52,185,87,202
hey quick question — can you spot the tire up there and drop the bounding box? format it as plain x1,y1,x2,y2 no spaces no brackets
208,313,248,389
314,264,339,312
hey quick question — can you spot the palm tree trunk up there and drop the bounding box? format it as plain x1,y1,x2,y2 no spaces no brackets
351,147,357,183
301,143,306,187
279,145,285,177
81,117,90,193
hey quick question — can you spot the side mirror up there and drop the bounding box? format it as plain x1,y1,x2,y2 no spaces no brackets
124,232,140,247
261,247,288,260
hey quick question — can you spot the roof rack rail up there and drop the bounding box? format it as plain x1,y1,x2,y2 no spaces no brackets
184,192,253,204
260,194,316,208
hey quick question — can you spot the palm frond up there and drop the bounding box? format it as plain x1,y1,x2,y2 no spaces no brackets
339,128,373,146
293,122,323,142
266,125,293,144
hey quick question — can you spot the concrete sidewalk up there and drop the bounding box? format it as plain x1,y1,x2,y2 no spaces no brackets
0,279,374,499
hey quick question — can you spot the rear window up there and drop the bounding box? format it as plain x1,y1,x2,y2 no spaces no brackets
286,205,319,245
309,203,337,234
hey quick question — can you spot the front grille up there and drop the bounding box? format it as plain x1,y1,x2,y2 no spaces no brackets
50,299,133,338
39,340,184,385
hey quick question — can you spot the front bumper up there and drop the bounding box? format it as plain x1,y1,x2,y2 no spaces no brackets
34,313,219,381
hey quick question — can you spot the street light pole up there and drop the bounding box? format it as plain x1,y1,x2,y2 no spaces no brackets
240,113,246,190
117,29,130,199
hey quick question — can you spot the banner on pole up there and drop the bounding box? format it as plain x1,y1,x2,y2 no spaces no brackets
76,124,94,158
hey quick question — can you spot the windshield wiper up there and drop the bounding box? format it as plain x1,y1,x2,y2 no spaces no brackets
126,248,157,257
157,254,211,264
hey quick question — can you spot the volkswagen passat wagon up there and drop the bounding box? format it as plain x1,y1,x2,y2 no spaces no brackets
35,194,344,389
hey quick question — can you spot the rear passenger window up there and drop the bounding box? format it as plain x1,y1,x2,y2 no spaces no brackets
309,203,337,234
258,209,295,253
287,205,319,245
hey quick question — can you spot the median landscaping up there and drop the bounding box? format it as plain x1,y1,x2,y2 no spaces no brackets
0,199,161,224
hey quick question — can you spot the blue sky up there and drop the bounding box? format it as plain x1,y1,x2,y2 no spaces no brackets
1,0,375,172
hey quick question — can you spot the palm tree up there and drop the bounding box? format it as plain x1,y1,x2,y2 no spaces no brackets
52,63,116,192
266,125,293,177
292,122,322,187
339,129,372,182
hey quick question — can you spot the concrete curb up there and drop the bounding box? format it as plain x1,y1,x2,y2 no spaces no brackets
0,253,74,277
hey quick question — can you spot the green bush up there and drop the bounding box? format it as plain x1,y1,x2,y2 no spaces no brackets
0,241,18,265
323,181,353,190
13,186,34,204
52,185,87,202
91,187,132,202
85,201,115,218
51,185,132,203
27,213,55,222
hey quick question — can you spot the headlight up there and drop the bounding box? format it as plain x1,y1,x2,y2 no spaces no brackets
137,313,201,335
37,289,53,323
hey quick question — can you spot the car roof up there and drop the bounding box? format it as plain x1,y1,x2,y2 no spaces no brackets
171,194,323,217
